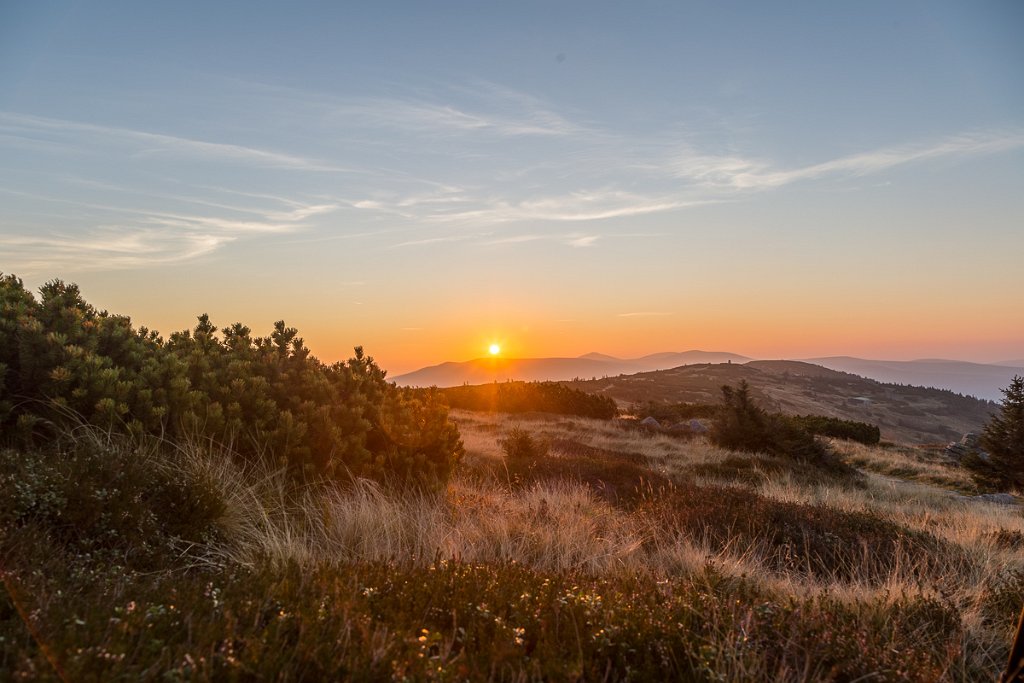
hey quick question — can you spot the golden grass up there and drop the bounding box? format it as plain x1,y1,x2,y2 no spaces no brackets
833,439,979,493
180,409,1022,676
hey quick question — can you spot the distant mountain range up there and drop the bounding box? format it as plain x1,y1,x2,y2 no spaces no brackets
390,351,749,388
391,351,1023,401
804,357,1023,402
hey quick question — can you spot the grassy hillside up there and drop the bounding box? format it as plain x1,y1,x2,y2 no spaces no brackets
3,410,1022,680
566,361,996,444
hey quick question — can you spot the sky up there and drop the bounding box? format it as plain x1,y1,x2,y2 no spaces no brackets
1,1,1022,374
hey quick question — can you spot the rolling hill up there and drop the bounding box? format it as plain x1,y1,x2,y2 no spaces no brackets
565,360,997,444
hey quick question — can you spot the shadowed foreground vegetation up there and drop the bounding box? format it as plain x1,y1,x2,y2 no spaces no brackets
3,411,1022,680
1,550,970,681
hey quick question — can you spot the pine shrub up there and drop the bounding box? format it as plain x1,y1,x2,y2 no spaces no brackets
0,274,463,488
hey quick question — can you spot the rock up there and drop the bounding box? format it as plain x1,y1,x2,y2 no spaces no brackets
960,433,981,448
945,432,988,462
639,416,661,429
971,493,1017,505
665,420,708,436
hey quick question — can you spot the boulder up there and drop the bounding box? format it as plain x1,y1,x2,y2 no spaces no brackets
945,432,988,462
639,416,661,429
971,493,1017,506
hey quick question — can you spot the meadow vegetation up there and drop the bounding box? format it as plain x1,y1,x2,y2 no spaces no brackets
441,381,618,419
4,408,1022,680
2,276,1022,680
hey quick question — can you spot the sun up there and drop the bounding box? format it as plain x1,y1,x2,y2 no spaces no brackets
488,343,501,356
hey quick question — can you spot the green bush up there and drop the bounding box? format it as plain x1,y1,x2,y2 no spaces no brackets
710,381,829,462
498,426,548,461
791,414,881,445
0,274,463,488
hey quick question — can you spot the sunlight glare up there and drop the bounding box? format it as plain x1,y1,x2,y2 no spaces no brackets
488,343,501,356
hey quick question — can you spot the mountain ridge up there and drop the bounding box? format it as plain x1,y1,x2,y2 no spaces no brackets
391,350,750,387
392,352,1023,401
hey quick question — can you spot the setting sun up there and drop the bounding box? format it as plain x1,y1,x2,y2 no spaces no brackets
488,343,501,356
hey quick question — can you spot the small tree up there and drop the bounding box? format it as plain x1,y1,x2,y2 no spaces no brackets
711,380,771,453
711,380,826,461
980,375,1024,490
499,426,548,461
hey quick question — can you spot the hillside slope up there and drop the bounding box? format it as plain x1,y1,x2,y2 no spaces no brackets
566,360,996,444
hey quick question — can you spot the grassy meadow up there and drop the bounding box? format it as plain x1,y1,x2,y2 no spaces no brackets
3,407,1022,681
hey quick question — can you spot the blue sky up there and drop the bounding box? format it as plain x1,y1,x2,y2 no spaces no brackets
1,1,1022,371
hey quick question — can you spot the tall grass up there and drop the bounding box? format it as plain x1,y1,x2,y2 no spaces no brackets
3,410,1021,679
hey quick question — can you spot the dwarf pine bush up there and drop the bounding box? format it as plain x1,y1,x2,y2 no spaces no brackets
0,274,463,488
499,426,549,461
711,380,828,462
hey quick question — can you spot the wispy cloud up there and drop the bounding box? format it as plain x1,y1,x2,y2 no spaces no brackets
0,112,350,171
367,189,705,229
4,78,1021,275
670,130,1024,190
0,187,330,234
486,232,600,248
0,185,336,271
566,234,600,247
390,233,483,249
330,82,592,138
0,228,232,272
335,99,576,137
617,311,673,318
347,126,1023,244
